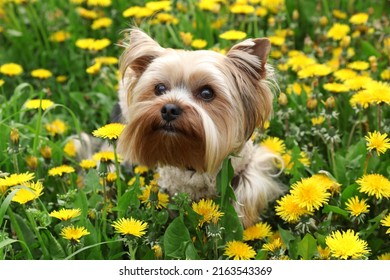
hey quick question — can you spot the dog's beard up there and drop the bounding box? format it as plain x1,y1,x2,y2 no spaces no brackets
119,99,208,172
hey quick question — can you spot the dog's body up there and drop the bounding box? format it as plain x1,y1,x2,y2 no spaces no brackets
117,29,284,227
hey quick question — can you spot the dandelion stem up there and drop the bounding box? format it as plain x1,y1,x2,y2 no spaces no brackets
363,152,371,175
113,143,122,203
24,207,51,259
377,104,382,133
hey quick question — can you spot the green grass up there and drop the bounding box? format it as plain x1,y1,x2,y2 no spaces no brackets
0,0,389,260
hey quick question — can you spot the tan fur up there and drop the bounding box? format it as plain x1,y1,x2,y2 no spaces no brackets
117,29,284,227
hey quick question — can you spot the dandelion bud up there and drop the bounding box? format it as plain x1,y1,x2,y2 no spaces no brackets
149,184,159,204
268,17,275,27
292,9,299,20
307,98,318,110
40,145,52,160
319,16,328,26
278,92,288,106
324,96,336,109
10,128,20,145
152,245,163,259
340,36,351,48
26,155,38,171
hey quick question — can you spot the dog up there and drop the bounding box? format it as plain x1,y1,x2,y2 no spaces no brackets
116,29,284,227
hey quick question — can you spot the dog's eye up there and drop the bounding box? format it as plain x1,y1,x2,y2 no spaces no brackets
198,86,214,101
155,83,167,96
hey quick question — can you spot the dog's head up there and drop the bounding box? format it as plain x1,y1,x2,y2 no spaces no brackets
118,29,272,174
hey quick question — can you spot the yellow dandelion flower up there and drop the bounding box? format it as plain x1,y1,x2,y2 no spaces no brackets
93,123,125,140
349,13,369,25
106,172,117,183
49,30,71,43
230,4,255,14
323,83,349,93
243,222,272,241
146,1,171,12
298,64,332,79
275,194,312,223
50,208,81,221
191,39,207,49
56,75,68,83
79,159,97,170
0,172,35,193
381,214,390,235
365,131,390,156
317,245,331,260
134,165,148,174
48,165,75,177
138,185,169,209
325,229,370,259
286,53,316,72
381,69,390,80
45,119,67,136
262,237,283,253
356,174,390,199
93,151,121,163
90,38,111,51
286,82,312,96
24,99,54,110
60,226,90,243
25,155,38,171
219,30,247,40
112,217,148,237
224,240,256,260
11,181,43,204
31,68,53,79
91,17,112,30
256,6,268,17
128,176,145,187
344,76,373,91
290,176,331,212
332,9,347,19
260,136,286,155
347,61,369,71
378,253,390,260
268,35,285,46
345,196,370,217
94,56,118,65
333,68,357,81
260,0,285,13
192,199,224,227
0,79,4,87
87,0,111,7
311,116,326,126
0,63,23,76
327,23,350,41
86,63,101,75
151,13,179,25
64,140,77,157
122,6,153,18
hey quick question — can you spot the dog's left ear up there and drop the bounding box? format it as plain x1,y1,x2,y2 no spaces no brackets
120,29,164,78
226,38,271,79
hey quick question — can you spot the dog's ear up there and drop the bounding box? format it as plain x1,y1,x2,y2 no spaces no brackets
226,38,271,79
120,29,163,77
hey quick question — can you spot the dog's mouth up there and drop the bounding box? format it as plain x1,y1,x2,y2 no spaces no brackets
157,122,182,134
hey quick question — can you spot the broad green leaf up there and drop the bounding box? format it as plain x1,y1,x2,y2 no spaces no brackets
163,216,193,259
278,225,296,250
297,233,317,260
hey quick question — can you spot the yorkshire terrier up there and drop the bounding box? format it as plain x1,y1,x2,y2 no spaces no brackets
116,29,284,227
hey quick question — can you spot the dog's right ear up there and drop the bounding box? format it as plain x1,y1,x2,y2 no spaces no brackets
120,29,163,77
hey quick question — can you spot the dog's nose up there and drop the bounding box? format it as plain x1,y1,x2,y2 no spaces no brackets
161,103,182,122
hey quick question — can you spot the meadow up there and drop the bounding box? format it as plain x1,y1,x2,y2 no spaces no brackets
0,0,389,260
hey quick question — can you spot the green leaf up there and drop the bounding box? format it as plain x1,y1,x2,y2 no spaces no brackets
221,203,243,242
163,216,196,259
322,205,349,219
277,225,296,250
360,40,381,58
73,190,89,221
216,158,235,208
41,229,66,259
340,184,359,205
84,169,101,193
297,233,317,260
